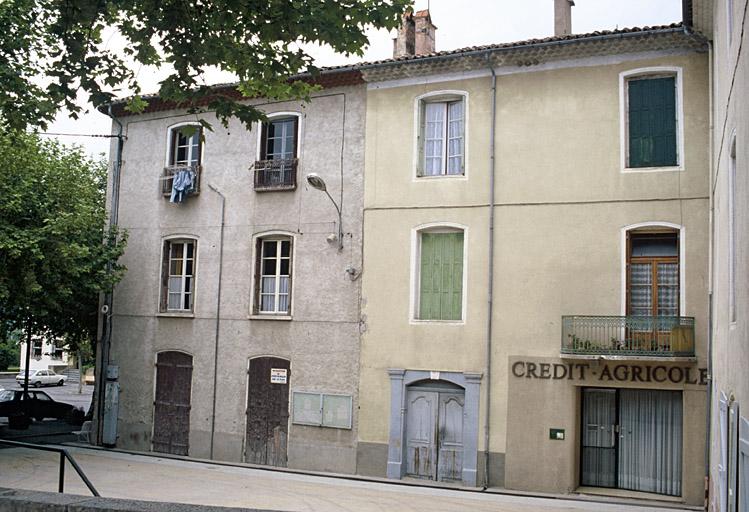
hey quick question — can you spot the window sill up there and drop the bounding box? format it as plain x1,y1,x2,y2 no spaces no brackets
157,311,195,318
414,173,467,181
410,318,465,326
249,314,292,321
621,165,683,173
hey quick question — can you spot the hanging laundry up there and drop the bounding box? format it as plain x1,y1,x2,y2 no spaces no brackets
170,168,196,203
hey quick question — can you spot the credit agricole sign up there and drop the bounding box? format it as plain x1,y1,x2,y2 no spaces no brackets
511,361,708,385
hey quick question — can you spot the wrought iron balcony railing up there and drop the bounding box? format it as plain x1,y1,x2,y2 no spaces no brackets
253,158,297,191
561,315,695,357
162,165,201,196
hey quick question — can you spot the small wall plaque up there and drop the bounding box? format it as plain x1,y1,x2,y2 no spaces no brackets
550,428,565,440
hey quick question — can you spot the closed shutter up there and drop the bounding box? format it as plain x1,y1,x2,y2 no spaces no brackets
628,76,677,168
739,415,749,512
720,392,729,512
419,232,463,320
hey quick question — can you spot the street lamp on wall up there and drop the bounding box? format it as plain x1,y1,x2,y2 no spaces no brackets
306,173,343,251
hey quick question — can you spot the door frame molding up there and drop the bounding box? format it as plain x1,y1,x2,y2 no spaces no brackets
386,368,482,486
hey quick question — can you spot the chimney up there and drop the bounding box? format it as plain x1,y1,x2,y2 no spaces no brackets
554,0,574,36
393,11,415,58
413,10,437,55
392,9,436,58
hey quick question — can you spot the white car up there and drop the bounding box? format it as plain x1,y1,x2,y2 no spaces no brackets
16,369,68,388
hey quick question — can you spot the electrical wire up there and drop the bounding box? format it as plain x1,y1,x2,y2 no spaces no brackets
35,132,122,138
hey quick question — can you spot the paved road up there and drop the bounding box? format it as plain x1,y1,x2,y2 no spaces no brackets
0,446,692,512
0,375,93,411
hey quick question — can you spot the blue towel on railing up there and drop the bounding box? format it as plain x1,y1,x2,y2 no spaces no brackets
170,169,196,203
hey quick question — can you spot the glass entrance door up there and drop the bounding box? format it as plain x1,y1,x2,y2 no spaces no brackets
581,389,617,487
581,388,683,496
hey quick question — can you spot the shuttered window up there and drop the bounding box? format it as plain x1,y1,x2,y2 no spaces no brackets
418,231,464,321
628,76,677,168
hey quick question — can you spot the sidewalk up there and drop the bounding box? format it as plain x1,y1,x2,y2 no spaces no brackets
0,446,694,512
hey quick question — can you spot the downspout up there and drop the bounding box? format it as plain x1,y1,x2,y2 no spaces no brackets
96,105,124,445
208,184,226,459
482,55,498,489
705,36,715,507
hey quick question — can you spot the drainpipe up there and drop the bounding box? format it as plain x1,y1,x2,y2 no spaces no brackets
208,184,226,459
95,105,124,445
705,37,715,507
482,55,498,489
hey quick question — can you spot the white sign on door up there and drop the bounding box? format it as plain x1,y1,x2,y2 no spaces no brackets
270,368,287,384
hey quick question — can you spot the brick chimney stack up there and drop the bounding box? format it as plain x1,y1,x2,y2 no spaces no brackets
414,10,437,55
392,9,436,58
554,0,575,36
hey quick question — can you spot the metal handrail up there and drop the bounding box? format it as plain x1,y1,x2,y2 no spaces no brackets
0,439,100,496
561,315,696,357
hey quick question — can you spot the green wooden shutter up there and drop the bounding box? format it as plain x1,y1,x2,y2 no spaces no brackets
419,232,463,320
628,77,677,168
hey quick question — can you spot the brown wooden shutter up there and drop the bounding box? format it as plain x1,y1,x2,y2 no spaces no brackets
260,122,268,160
292,117,299,159
253,238,263,314
160,240,171,311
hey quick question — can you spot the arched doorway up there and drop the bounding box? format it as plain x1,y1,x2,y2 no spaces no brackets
245,356,291,466
405,380,465,482
152,351,193,456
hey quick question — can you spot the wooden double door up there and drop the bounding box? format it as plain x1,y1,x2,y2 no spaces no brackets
405,385,465,482
245,357,290,467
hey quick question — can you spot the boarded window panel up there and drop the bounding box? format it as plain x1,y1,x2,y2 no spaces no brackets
322,394,352,429
628,77,677,168
419,232,463,321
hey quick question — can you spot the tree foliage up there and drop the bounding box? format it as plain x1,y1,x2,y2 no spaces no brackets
0,0,411,130
0,129,126,351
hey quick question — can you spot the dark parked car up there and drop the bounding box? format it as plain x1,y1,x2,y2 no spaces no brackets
0,389,78,423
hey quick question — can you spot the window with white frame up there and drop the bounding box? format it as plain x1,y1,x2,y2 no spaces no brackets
160,239,196,312
169,125,202,167
621,69,681,170
254,237,292,315
417,94,465,176
729,134,737,323
415,228,464,321
254,115,300,190
32,339,42,358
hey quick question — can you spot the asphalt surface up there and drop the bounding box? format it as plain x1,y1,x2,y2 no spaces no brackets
0,446,694,512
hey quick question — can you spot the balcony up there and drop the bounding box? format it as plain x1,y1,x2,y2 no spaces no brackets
162,165,201,196
561,315,695,359
253,158,297,191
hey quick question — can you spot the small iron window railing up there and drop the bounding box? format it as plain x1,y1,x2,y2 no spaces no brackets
162,165,201,196
253,158,297,191
561,315,695,357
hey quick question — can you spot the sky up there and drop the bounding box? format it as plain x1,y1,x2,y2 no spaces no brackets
44,0,683,157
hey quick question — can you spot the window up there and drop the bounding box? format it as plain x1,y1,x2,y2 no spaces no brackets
417,93,466,177
727,0,735,47
729,134,737,323
620,69,682,170
163,125,202,196
160,239,196,312
720,392,729,512
254,237,292,315
416,229,464,321
169,125,201,167
32,339,42,358
627,230,679,317
255,115,299,190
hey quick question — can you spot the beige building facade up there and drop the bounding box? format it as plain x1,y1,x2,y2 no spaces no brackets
356,21,711,506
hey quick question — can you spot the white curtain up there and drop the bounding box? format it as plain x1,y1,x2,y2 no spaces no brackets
618,389,682,496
